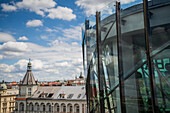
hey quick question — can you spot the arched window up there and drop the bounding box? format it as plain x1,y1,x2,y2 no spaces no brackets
37,104,39,111
49,105,51,112
43,105,45,111
31,104,34,111
63,105,66,112
15,103,18,111
76,105,79,113
70,106,73,112
57,105,60,112
21,103,24,111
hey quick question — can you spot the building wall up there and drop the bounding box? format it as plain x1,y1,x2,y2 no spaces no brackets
15,99,87,113
0,95,16,113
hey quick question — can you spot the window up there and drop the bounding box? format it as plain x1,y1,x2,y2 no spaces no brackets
28,88,31,96
49,105,51,112
76,106,79,113
21,104,24,111
63,105,66,112
19,87,21,95
67,94,74,99
43,105,45,111
31,104,34,111
77,94,81,98
15,103,18,111
48,93,54,97
57,105,59,112
70,106,72,112
37,105,39,111
4,98,6,102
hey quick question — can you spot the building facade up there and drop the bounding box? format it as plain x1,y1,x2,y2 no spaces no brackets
0,80,18,113
82,0,170,113
15,60,87,113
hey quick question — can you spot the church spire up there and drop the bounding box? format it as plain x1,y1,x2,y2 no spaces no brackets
27,58,32,71
22,59,36,85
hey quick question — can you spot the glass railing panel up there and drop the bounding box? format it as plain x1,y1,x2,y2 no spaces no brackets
86,14,96,69
120,0,153,113
89,51,100,112
149,0,170,112
120,0,147,79
123,63,152,113
100,1,116,42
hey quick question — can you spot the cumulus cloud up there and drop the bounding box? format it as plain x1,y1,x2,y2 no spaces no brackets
1,3,17,12
0,25,83,82
26,20,43,27
0,32,16,42
0,41,30,52
18,36,29,40
0,64,14,73
58,25,82,41
16,0,57,16
46,6,76,21
75,0,138,16
1,0,76,21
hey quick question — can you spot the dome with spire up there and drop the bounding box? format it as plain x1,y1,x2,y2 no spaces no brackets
0,80,7,90
22,59,36,85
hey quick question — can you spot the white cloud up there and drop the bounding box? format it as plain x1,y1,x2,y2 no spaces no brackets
41,35,48,40
75,0,137,16
18,36,29,40
0,32,16,42
3,51,24,57
1,3,17,12
13,59,44,72
0,64,14,73
16,0,57,16
1,0,76,21
0,25,84,82
26,20,43,27
0,55,3,60
0,41,30,52
46,6,76,21
45,27,58,32
60,25,82,41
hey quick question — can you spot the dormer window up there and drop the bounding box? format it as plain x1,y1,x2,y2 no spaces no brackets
58,93,66,99
48,93,54,98
77,94,81,98
67,94,74,99
38,93,48,98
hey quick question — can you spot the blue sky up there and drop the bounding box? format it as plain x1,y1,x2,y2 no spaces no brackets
0,0,140,82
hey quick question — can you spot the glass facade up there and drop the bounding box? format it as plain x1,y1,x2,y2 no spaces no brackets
82,0,170,113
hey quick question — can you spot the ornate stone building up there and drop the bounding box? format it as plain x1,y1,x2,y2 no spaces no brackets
15,60,87,113
0,80,18,113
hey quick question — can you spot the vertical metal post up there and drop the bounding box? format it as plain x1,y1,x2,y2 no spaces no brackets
116,1,126,113
143,0,156,112
96,11,104,113
85,20,89,68
82,37,85,76
85,19,90,113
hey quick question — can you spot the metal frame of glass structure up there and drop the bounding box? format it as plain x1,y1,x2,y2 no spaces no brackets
82,0,170,113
